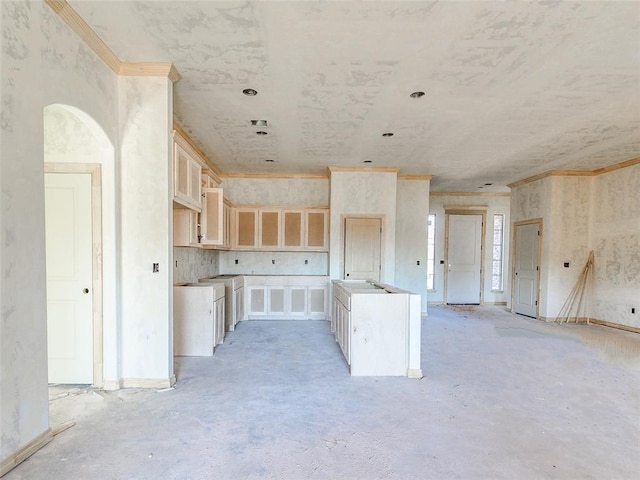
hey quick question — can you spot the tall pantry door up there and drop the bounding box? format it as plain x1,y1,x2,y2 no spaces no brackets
344,217,382,282
45,173,93,384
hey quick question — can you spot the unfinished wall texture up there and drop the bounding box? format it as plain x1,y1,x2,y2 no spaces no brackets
590,164,640,329
329,171,397,284
395,179,431,311
510,163,640,329
429,194,511,306
173,248,219,284
1,1,118,470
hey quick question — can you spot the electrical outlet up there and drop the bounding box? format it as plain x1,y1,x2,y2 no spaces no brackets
305,259,308,264
633,308,636,314
235,259,238,265
272,259,275,264
153,263,159,273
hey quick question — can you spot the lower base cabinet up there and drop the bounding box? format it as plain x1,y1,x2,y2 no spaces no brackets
243,276,329,320
174,283,225,356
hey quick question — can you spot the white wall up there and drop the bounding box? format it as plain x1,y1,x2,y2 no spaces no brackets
219,251,328,275
429,194,511,306
329,171,397,283
510,166,639,328
222,177,329,206
590,164,640,329
1,1,118,468
118,76,174,383
395,179,431,311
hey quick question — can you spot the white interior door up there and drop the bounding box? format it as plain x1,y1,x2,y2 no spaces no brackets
344,217,382,281
513,222,540,318
45,173,93,384
446,214,482,304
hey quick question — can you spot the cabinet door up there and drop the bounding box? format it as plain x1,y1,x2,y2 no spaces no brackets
289,287,307,316
188,161,202,208
305,209,328,251
200,188,224,246
234,287,244,324
248,286,267,315
282,210,304,250
214,298,225,346
174,144,190,203
268,287,286,315
259,209,281,249
173,209,200,247
308,286,326,317
223,202,232,249
236,208,258,248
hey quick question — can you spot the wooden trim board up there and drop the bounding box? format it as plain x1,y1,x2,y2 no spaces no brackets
431,192,510,197
0,429,54,477
328,166,400,174
221,172,328,179
398,174,433,180
508,156,640,188
45,0,180,82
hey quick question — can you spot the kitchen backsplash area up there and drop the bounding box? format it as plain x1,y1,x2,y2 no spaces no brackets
174,247,219,283
218,251,329,276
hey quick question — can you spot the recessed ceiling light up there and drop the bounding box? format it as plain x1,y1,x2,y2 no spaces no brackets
242,88,258,96
484,183,493,186
382,132,394,137
364,160,372,164
251,120,268,127
256,131,268,135
410,91,425,98
265,159,275,163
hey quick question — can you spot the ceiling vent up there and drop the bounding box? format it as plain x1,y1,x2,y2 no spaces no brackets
251,120,269,127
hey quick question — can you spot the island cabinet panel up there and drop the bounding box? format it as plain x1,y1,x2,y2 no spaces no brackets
331,280,423,377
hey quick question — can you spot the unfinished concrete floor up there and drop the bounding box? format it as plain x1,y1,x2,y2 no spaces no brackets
6,306,640,479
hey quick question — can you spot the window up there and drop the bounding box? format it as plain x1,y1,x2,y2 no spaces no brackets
427,214,436,290
492,214,504,291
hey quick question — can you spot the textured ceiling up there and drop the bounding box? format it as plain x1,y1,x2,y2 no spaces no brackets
69,1,640,191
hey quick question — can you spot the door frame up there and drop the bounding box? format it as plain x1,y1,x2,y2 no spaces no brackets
44,163,103,387
511,218,543,319
443,206,487,305
340,214,385,281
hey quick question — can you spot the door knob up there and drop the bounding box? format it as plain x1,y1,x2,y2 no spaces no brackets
83,288,90,294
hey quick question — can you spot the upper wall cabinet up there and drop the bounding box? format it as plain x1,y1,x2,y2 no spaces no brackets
234,206,329,252
200,187,224,246
173,133,204,211
305,209,328,251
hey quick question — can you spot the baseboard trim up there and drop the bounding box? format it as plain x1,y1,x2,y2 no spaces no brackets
542,316,640,334
590,318,640,334
102,375,176,391
0,428,53,477
407,369,424,379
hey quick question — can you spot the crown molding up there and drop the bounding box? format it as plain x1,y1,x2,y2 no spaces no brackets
508,156,640,189
172,122,223,176
221,172,328,180
430,192,510,197
398,174,433,180
327,166,401,175
46,0,180,82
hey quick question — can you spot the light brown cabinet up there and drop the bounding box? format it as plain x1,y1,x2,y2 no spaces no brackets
232,206,328,252
305,209,328,250
173,142,202,211
200,187,224,246
235,208,258,249
173,209,201,247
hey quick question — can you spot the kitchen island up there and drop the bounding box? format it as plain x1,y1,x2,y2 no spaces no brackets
332,280,422,378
